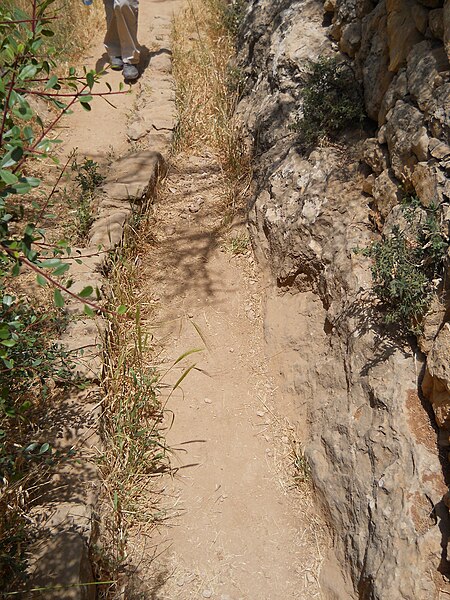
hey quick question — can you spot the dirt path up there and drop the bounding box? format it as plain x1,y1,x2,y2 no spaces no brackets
63,2,326,598
62,0,181,162
130,153,325,599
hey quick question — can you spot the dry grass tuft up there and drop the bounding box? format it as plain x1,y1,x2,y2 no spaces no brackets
172,0,251,209
92,219,172,599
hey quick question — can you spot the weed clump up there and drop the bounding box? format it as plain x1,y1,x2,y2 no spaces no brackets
293,56,365,147
72,158,105,241
361,200,448,333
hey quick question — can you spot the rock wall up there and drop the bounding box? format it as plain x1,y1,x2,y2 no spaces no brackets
237,0,450,597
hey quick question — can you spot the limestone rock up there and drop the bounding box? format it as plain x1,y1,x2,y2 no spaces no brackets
28,532,95,600
362,137,390,174
411,126,430,161
386,0,424,72
359,2,394,120
127,117,148,141
416,0,442,9
384,100,423,179
445,0,450,61
406,41,448,111
340,21,362,56
426,83,450,139
429,8,444,38
411,161,440,205
429,137,450,159
378,69,408,124
423,324,450,428
372,168,402,217
418,296,446,353
101,150,165,202
236,0,450,596
363,173,376,194
412,1,429,33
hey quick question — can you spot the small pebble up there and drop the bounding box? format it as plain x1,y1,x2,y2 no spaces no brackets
202,590,213,598
187,313,194,318
204,398,212,404
282,436,289,444
229,348,234,353
176,578,185,587
256,411,265,417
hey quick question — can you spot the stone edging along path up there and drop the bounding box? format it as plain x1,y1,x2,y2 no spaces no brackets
27,8,178,598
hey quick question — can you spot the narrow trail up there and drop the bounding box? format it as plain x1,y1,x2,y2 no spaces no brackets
131,153,324,600
65,2,326,598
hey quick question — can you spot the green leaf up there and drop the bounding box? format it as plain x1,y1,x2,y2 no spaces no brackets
40,258,61,268
79,286,93,298
84,305,95,317
1,339,16,348
36,274,48,287
39,442,50,454
23,176,40,188
19,64,38,80
0,170,18,185
52,263,70,277
116,304,128,315
54,289,65,307
25,443,39,452
10,182,31,195
80,101,92,112
45,75,58,89
86,72,95,89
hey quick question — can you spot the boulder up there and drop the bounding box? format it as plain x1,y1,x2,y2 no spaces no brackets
429,8,444,39
372,168,402,217
378,69,408,124
426,83,450,139
411,161,440,205
412,1,429,33
384,100,423,179
359,2,395,120
386,0,424,72
406,41,449,110
340,21,362,56
362,137,390,174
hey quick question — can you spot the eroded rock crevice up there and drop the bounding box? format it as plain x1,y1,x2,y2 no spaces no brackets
237,0,450,597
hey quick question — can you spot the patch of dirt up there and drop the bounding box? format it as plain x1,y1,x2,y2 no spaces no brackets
126,151,327,599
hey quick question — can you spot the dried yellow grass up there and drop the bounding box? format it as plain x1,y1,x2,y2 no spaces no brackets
172,0,250,206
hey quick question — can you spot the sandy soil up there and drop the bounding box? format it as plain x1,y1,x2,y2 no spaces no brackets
126,153,326,600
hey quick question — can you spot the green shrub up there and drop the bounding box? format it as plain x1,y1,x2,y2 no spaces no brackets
362,203,448,333
293,56,365,147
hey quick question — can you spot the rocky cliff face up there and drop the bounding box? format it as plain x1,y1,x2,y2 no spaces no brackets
237,0,450,597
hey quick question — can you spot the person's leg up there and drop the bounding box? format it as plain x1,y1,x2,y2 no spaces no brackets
113,0,140,65
103,0,122,62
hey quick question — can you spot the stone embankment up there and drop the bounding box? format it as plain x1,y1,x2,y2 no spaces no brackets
237,0,450,597
27,12,176,599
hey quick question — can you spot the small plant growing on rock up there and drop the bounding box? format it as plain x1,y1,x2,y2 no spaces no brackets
361,202,448,333
293,56,365,147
